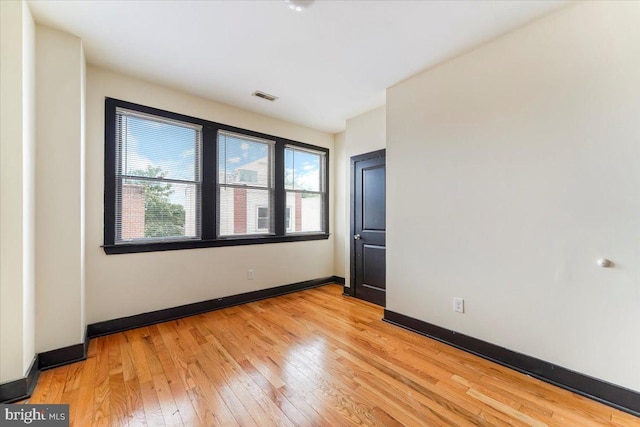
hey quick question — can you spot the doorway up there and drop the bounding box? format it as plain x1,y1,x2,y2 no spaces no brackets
350,149,386,307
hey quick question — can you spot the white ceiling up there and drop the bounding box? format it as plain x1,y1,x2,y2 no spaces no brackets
27,0,568,133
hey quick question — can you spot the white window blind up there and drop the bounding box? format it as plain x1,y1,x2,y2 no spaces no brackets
115,108,202,243
218,130,274,236
284,146,326,233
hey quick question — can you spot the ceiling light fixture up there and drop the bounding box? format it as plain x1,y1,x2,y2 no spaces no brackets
284,0,314,12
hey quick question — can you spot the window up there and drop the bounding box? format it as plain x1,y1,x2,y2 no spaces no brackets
257,206,291,232
256,206,291,231
285,146,326,233
285,207,292,231
104,98,329,254
256,207,269,231
218,131,274,236
114,108,201,244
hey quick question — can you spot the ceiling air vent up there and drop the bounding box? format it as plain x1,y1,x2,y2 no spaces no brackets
252,91,278,102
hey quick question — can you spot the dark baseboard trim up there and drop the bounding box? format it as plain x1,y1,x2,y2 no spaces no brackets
0,356,40,404
333,276,345,285
383,310,640,418
87,276,337,338
38,343,86,371
338,275,354,297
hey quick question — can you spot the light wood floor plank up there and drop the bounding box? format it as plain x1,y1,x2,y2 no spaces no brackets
107,372,129,427
123,377,147,426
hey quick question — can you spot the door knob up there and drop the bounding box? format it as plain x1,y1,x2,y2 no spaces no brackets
354,234,361,240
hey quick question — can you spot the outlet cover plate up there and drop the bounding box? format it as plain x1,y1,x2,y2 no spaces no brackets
453,297,464,313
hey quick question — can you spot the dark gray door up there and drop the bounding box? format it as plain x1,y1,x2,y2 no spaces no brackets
351,150,386,306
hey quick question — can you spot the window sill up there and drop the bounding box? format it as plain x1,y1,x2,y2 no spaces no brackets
103,233,330,255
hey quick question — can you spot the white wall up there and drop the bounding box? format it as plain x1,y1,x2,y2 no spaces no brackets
345,107,386,159
80,36,86,343
35,25,86,353
333,131,346,278
86,66,335,323
0,0,36,383
337,107,386,286
387,1,640,391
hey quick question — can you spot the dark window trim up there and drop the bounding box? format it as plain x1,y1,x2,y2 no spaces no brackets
104,97,329,255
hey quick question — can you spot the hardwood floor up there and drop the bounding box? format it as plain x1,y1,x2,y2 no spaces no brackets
27,284,639,426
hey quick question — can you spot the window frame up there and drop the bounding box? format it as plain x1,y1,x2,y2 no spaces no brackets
114,107,203,244
104,98,329,254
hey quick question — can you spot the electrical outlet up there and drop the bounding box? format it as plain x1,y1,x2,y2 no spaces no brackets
453,297,464,313
248,269,254,280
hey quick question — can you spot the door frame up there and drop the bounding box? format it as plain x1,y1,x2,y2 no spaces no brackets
348,148,386,297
